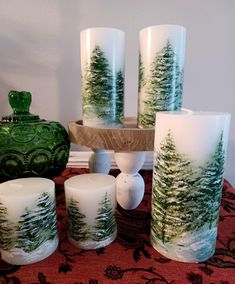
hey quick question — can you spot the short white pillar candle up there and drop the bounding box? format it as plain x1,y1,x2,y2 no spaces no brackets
0,178,58,265
64,173,117,250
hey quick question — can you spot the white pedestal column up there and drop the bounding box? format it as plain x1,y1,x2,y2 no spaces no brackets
89,149,111,174
115,151,146,210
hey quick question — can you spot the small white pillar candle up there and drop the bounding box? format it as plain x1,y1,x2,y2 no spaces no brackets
151,111,230,263
0,178,58,265
65,173,117,250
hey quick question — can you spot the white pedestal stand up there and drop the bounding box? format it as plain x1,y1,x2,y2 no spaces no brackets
68,118,154,209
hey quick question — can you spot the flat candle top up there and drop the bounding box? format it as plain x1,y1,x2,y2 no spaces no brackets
0,177,54,196
156,110,230,117
65,173,116,191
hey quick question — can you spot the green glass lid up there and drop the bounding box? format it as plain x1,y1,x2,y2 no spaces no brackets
1,90,41,123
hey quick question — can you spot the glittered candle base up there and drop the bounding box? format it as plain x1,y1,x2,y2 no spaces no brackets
1,238,58,265
150,229,216,263
69,230,117,250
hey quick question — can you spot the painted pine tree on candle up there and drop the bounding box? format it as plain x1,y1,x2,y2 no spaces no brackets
16,192,57,253
35,192,57,240
139,40,183,128
93,193,116,241
151,130,194,243
196,133,225,229
82,45,117,125
138,54,145,92
115,70,124,125
0,202,15,250
174,63,184,110
151,130,226,263
16,207,38,253
67,198,90,242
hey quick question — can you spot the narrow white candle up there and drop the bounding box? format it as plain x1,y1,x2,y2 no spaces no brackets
0,178,58,265
138,25,186,128
65,173,117,250
151,111,231,263
80,27,125,128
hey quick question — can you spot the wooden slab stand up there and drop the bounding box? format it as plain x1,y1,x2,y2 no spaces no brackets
68,117,154,151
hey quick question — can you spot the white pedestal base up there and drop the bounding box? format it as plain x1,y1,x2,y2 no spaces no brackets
115,151,146,210
89,149,111,174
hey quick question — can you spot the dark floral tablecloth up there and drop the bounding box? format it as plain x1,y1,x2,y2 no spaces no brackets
0,168,235,284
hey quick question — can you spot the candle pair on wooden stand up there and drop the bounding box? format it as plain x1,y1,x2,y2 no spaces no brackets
80,24,186,129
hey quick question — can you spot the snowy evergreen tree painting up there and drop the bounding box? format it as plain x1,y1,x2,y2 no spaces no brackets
35,192,57,240
67,198,90,242
139,40,183,128
16,207,37,253
138,53,145,92
82,45,122,125
151,130,194,243
195,133,225,229
16,192,57,253
114,70,124,125
0,202,15,250
93,193,116,241
174,63,184,110
151,130,226,262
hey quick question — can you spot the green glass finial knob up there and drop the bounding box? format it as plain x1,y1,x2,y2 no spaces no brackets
8,90,32,115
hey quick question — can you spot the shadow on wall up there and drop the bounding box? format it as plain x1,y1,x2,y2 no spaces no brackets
0,30,36,116
0,80,15,116
0,7,82,126
0,20,63,118
225,140,235,187
56,1,82,126
0,24,59,77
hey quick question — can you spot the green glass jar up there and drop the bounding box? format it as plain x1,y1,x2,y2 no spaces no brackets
0,90,70,181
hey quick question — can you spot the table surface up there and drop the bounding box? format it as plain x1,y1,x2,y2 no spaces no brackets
0,168,235,284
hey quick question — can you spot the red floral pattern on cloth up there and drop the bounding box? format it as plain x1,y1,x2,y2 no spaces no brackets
0,168,235,284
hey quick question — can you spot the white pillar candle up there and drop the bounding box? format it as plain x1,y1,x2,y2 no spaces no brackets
151,111,231,262
0,178,58,265
80,27,125,128
138,25,186,128
64,173,117,249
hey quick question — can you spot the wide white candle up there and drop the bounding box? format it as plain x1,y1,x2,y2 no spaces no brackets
80,27,125,128
151,111,230,263
0,178,58,265
64,173,117,249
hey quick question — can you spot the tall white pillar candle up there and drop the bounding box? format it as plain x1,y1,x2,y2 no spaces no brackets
64,173,117,249
0,178,58,265
138,25,186,128
81,27,125,128
151,111,230,262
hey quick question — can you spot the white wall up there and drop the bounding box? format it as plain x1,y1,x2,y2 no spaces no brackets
0,0,234,185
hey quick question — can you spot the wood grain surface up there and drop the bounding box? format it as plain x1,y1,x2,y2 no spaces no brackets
68,117,154,151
